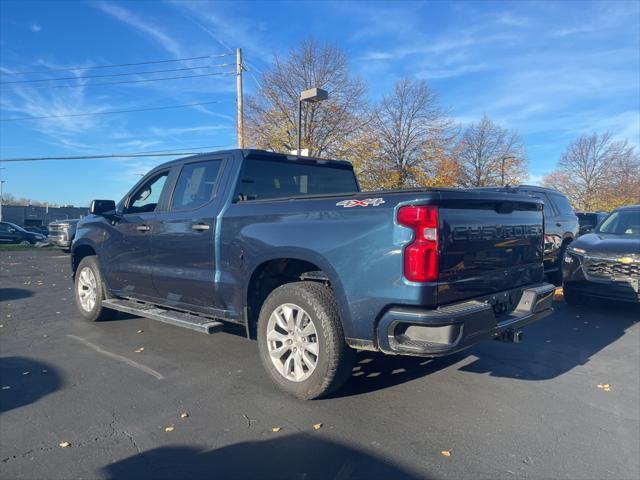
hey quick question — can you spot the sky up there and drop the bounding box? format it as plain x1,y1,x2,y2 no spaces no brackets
0,0,638,206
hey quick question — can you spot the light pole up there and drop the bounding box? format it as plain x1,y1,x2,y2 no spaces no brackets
500,155,515,186
0,180,5,222
297,87,328,155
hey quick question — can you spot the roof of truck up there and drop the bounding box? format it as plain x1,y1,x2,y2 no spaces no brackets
151,148,353,171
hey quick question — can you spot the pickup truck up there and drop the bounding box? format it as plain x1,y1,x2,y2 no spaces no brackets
72,149,555,399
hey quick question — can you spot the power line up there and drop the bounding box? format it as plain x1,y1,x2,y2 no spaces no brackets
0,145,231,162
33,71,236,89
0,54,234,76
0,64,233,85
0,100,229,122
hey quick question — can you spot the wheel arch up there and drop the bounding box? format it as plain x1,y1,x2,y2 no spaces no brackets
244,252,349,340
71,241,97,277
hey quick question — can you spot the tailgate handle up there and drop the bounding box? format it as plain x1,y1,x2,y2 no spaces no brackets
136,225,150,232
192,223,210,232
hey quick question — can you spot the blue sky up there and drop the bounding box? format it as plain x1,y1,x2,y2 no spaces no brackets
1,0,638,206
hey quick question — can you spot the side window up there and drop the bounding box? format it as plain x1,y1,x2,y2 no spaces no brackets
550,194,574,215
124,171,169,215
0,223,9,233
170,160,222,210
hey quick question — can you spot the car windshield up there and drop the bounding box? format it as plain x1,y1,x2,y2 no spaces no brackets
6,222,28,233
596,210,640,235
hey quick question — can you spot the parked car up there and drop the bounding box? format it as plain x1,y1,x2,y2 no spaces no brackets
24,225,49,236
563,204,640,304
48,219,80,252
473,185,579,285
576,211,608,236
0,221,47,245
71,149,555,399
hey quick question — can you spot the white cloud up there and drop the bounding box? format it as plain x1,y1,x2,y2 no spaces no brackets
94,1,182,57
30,22,42,32
168,0,271,59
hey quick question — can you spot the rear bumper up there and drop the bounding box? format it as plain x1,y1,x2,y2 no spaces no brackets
377,283,555,356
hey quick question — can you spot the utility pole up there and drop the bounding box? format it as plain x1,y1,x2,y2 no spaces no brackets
236,48,244,148
0,181,5,222
0,167,5,222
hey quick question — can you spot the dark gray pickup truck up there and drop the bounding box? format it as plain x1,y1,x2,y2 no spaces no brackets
72,149,555,399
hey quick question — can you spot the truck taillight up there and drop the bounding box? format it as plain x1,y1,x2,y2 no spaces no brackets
397,205,439,282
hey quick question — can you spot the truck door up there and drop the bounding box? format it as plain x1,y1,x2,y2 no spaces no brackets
150,157,226,311
101,170,170,301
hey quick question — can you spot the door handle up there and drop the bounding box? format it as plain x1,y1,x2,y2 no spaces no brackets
192,223,210,232
136,225,151,232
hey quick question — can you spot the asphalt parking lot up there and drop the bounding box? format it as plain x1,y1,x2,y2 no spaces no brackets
1,249,639,480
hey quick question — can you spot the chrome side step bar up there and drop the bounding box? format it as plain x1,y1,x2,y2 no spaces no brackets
102,298,224,334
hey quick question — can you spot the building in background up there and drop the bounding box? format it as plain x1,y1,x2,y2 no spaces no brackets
2,204,89,228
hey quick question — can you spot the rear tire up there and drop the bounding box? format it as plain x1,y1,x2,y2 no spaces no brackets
74,256,115,321
257,281,355,400
563,286,584,306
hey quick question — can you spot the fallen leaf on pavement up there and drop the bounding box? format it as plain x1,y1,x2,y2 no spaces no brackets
41,369,48,374
271,427,282,433
59,441,70,448
22,371,30,376
164,425,174,432
137,330,144,334
1,386,10,390
441,449,453,457
313,423,322,430
597,383,611,389
134,347,144,353
180,412,189,418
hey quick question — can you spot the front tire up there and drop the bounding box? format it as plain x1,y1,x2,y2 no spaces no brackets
257,281,355,400
74,256,114,321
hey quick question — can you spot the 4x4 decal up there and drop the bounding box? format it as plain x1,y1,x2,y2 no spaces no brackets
336,198,386,208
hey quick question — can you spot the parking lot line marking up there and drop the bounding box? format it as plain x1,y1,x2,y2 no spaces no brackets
67,335,164,380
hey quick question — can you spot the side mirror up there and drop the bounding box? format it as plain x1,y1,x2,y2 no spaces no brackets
90,199,117,216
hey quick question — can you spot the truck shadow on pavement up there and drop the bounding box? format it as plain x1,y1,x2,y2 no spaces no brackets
459,299,639,380
332,299,639,397
0,356,63,414
102,434,425,480
0,287,34,301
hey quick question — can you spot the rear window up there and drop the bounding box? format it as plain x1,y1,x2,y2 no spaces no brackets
235,157,358,201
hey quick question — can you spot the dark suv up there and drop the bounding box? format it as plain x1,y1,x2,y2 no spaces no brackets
0,221,47,245
474,185,579,285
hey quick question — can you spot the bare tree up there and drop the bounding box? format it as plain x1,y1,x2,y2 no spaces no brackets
362,78,458,190
543,132,639,210
245,39,367,158
456,115,527,187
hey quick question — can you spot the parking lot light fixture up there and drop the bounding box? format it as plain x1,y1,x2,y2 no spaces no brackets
297,87,329,155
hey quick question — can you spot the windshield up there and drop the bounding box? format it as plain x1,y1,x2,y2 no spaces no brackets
596,210,640,235
6,222,28,233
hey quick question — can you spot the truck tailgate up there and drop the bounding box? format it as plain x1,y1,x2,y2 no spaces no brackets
437,192,545,304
